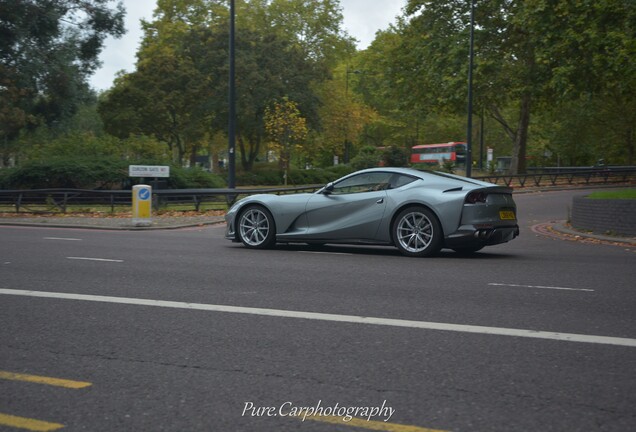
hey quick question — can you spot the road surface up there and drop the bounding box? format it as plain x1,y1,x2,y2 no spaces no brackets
0,188,634,431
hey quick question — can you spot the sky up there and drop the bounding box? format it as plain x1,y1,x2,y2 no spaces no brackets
89,0,407,91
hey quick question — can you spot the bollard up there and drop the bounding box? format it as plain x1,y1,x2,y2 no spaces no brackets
132,184,152,227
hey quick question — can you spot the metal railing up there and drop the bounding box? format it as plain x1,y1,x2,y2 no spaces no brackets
474,166,636,188
0,167,634,214
0,185,323,214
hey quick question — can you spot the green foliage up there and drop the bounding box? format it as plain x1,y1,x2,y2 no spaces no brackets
0,167,11,189
167,166,226,189
381,146,409,167
17,121,171,165
264,97,308,172
350,146,381,169
268,0,356,67
235,163,354,186
0,0,125,143
99,0,352,170
4,0,634,175
2,157,128,189
373,0,636,173
440,159,456,174
587,189,636,200
0,157,225,190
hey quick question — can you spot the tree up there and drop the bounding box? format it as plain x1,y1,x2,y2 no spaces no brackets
522,0,636,165
267,0,356,68
397,0,636,173
97,0,217,165
311,62,377,164
264,97,308,179
396,0,538,174
99,0,350,171
99,50,212,164
0,0,125,149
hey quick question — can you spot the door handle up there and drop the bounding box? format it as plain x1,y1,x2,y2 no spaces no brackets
376,198,384,204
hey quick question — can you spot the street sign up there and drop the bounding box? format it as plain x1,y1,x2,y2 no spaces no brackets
129,165,170,178
132,185,152,227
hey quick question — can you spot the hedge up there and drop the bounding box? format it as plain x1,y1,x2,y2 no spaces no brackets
0,158,357,190
0,157,225,190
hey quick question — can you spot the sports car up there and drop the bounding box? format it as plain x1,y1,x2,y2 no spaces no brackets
225,167,519,257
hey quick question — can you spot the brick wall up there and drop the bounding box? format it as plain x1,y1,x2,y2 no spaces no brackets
571,196,636,236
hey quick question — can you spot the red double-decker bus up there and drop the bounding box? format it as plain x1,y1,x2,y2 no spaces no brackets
411,142,467,167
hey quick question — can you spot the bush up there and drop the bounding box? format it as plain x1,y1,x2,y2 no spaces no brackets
167,166,226,189
0,167,12,189
381,146,409,167
234,163,355,186
0,157,226,190
351,146,381,169
0,157,362,189
237,164,286,186
2,158,128,189
323,164,356,179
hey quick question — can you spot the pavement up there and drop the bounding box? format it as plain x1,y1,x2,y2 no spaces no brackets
0,213,226,230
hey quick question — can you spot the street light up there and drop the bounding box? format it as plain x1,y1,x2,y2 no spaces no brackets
227,0,236,191
465,0,475,177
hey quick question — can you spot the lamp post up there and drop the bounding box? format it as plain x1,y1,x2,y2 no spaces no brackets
479,106,484,170
465,0,475,177
227,0,236,191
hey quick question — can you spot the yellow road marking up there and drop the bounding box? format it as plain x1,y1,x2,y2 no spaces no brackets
303,415,449,432
0,371,91,389
0,413,64,431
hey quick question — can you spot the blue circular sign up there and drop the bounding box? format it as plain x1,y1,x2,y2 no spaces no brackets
138,189,151,200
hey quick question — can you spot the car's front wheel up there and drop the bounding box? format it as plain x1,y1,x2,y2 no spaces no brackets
237,205,276,249
393,206,443,257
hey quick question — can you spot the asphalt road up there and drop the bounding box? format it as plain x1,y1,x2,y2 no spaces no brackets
1,188,634,432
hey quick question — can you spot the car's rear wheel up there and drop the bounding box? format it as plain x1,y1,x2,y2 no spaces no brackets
393,206,442,257
238,205,276,249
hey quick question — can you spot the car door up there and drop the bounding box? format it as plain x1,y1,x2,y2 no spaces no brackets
303,172,392,241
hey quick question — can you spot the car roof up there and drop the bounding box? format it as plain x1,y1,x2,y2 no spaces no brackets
354,167,495,187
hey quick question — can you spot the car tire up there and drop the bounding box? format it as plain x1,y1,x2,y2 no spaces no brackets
393,206,443,257
237,205,276,249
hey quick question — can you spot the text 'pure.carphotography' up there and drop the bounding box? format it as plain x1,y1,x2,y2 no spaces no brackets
241,400,395,423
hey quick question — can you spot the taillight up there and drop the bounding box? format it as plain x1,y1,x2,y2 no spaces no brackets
465,191,487,204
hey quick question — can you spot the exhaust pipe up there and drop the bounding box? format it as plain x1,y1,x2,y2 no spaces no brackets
473,229,493,239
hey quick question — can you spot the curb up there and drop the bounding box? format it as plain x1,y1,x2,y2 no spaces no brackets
0,217,225,231
545,220,636,246
512,184,634,195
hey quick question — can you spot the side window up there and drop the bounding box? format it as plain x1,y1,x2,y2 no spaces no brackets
390,174,417,189
331,172,394,195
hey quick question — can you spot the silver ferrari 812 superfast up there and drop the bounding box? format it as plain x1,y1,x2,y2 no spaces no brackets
225,167,519,257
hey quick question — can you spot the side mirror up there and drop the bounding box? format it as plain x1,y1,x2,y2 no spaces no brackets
323,182,335,195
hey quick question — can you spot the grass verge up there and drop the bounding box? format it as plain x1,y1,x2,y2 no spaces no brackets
587,189,636,200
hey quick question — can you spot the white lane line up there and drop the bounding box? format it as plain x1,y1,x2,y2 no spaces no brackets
0,288,633,348
66,257,124,263
489,283,594,292
44,237,82,241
